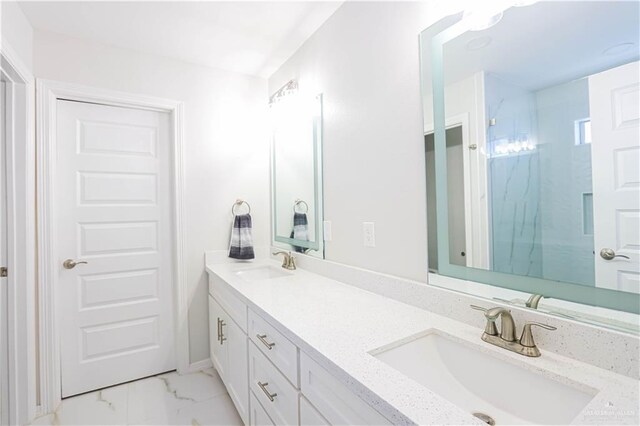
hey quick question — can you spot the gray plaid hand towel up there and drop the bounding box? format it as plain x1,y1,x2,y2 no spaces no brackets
289,212,309,253
229,214,255,260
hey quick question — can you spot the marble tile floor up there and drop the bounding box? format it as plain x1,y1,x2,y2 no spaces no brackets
28,368,243,426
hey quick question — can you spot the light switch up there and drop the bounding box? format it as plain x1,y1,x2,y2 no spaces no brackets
363,222,375,247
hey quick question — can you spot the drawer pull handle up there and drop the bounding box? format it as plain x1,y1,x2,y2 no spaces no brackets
220,320,227,345
256,334,275,350
257,381,277,402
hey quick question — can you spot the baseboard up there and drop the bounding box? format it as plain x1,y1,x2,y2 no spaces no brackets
185,358,213,373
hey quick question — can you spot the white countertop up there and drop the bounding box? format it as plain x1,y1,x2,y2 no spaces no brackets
206,260,640,425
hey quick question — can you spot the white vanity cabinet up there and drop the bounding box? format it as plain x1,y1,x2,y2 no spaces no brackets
208,276,249,424
208,273,391,426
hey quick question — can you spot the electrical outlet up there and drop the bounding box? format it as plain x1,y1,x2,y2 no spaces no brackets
363,222,375,247
323,220,332,241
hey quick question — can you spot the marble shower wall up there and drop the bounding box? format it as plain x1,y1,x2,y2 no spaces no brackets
484,74,595,286
536,78,594,286
485,74,543,277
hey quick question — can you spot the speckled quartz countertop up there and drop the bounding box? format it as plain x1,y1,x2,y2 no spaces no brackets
206,260,640,425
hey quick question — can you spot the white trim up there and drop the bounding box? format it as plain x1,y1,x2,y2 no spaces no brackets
0,41,37,426
472,71,490,269
425,113,480,269
185,358,213,374
36,79,188,413
424,72,491,270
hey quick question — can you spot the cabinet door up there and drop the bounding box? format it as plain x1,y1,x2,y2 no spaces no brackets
300,396,329,425
225,318,249,424
208,296,227,380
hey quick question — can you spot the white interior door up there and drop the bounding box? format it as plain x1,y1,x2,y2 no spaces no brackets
57,100,175,397
0,77,9,426
590,61,640,293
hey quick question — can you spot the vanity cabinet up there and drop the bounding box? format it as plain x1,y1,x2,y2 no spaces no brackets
208,291,249,424
249,342,299,425
250,392,276,426
208,274,391,426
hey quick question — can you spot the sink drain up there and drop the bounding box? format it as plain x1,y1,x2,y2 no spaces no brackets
472,412,496,425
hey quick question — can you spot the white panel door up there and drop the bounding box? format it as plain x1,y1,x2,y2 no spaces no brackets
590,61,640,293
57,100,175,397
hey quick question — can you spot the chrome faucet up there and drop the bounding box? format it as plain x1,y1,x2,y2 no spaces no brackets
471,305,556,357
272,251,296,270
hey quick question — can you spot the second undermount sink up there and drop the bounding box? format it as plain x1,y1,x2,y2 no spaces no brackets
234,265,291,282
371,331,597,425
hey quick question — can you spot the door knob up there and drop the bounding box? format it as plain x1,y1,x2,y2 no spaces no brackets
599,248,630,261
63,259,88,269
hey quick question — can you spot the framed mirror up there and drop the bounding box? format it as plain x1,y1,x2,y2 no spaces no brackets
421,1,640,331
271,85,324,257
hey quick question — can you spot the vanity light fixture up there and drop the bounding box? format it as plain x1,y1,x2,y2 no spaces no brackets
464,0,538,32
463,8,504,31
492,137,536,156
269,79,299,105
513,0,539,7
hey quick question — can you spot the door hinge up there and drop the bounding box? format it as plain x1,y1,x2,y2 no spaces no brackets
0,267,7,277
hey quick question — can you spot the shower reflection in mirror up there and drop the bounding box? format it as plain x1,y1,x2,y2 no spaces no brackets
421,0,639,321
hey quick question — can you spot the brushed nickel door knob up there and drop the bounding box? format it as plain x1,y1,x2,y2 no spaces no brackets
599,248,630,260
63,259,88,269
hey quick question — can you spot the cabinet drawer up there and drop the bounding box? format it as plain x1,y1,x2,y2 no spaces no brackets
249,342,299,426
209,274,247,332
300,395,329,426
249,309,298,386
250,392,275,426
300,353,391,425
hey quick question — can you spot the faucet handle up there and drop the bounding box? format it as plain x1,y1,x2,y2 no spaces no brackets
520,322,557,347
470,305,498,336
272,251,290,268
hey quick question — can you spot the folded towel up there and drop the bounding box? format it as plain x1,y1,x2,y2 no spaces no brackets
289,212,309,253
229,214,255,260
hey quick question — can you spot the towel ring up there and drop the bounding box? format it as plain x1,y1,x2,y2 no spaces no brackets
293,199,309,214
232,199,251,215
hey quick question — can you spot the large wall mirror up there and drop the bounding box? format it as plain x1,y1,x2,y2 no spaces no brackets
421,1,639,331
271,82,324,258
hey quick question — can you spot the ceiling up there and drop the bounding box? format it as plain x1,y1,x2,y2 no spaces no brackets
18,1,343,78
427,1,640,91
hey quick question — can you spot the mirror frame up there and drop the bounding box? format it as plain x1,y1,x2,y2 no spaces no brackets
425,12,640,315
271,93,325,253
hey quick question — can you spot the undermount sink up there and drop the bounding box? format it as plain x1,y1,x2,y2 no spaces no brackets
234,265,291,282
371,331,597,425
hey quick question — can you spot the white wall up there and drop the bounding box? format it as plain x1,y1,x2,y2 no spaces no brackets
268,1,469,281
1,3,35,423
0,0,34,71
34,30,269,363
